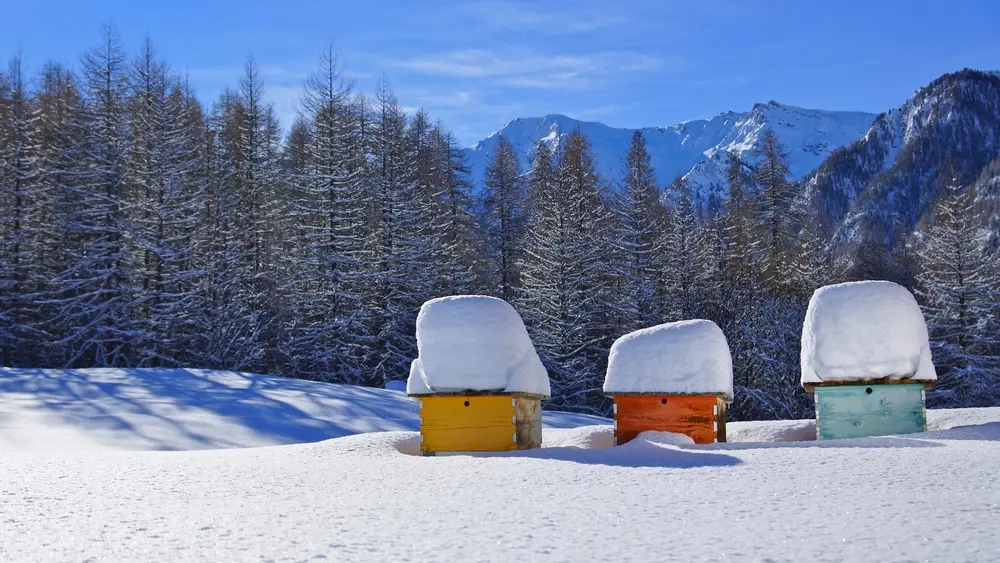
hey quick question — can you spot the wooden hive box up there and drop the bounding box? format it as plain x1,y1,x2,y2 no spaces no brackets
603,320,734,446
805,379,933,440
413,391,543,455
611,393,728,445
800,281,938,441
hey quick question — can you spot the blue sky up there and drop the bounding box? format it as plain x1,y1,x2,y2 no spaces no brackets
4,0,999,145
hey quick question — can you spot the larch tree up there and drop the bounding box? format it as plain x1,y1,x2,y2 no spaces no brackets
752,128,796,291
124,38,204,365
917,183,1000,405
518,131,612,413
0,54,45,365
427,124,481,296
226,57,285,371
661,176,706,322
365,78,430,385
612,130,665,332
280,45,369,382
482,134,526,302
58,24,135,367
24,62,84,365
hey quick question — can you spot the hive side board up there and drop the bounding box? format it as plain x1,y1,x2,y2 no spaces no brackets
814,384,926,440
419,395,516,453
514,395,543,450
613,395,723,445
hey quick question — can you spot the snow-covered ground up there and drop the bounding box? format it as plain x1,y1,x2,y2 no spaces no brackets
2,368,1000,561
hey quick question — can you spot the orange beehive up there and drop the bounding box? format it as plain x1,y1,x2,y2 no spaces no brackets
603,320,734,446
612,394,727,445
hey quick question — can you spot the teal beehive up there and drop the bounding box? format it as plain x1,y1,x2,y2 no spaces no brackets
812,383,929,440
801,281,937,440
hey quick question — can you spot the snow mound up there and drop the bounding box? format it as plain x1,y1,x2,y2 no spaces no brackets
603,320,733,398
406,296,550,397
727,419,818,443
542,425,614,449
627,430,696,447
801,281,936,386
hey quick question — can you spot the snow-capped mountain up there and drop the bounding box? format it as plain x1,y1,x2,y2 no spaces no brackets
803,69,1000,244
464,103,876,207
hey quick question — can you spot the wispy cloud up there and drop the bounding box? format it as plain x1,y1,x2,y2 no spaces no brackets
186,65,309,83
446,1,630,34
686,75,749,87
382,49,667,90
412,90,478,107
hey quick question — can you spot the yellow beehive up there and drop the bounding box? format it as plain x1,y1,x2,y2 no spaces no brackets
414,392,543,455
406,295,551,455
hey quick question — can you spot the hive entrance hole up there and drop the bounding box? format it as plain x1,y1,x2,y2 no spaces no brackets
865,387,873,395
464,400,470,407
661,398,667,405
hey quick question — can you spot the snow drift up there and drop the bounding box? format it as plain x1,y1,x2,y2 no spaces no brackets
603,319,733,398
406,295,550,396
801,281,937,386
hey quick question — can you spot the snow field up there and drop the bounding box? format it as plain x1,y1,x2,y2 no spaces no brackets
3,369,1000,562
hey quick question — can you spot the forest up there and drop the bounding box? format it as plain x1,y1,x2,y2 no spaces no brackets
1,27,998,419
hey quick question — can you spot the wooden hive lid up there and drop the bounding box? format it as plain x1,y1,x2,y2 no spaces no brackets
803,376,935,393
408,390,548,400
606,391,730,402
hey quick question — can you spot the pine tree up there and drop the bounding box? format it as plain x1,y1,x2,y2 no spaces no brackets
917,183,1000,406
612,130,666,332
482,134,526,302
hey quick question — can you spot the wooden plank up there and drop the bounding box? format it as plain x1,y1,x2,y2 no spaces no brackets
614,395,719,445
420,395,516,452
716,399,727,443
815,384,926,440
514,396,543,450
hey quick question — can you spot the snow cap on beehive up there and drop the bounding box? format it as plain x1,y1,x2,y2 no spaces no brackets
801,280,936,387
603,320,733,399
406,295,550,397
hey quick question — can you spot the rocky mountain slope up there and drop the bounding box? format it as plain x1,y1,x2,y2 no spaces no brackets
802,69,1000,245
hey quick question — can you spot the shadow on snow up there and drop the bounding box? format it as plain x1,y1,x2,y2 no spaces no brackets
0,367,419,450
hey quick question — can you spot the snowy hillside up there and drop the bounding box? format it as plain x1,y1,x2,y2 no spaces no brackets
464,103,875,207
3,368,1000,561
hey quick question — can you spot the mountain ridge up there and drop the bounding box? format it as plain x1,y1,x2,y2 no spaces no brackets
463,102,877,211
